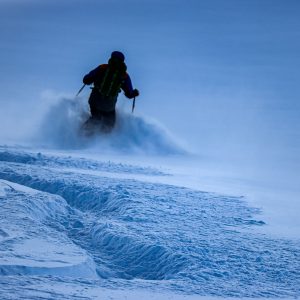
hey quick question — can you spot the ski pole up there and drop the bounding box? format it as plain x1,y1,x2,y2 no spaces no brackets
132,96,136,113
76,84,86,97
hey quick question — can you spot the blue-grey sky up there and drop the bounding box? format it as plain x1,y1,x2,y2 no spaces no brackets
0,0,299,167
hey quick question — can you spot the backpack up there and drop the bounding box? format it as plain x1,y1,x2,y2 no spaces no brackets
97,58,127,98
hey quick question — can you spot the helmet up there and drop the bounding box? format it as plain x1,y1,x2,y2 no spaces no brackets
110,51,125,62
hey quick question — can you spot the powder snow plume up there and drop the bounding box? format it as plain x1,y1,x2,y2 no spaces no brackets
33,97,186,155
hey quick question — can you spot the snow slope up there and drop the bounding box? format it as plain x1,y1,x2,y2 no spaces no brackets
0,146,300,299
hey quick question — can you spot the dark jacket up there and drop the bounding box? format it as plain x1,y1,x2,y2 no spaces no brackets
83,64,136,112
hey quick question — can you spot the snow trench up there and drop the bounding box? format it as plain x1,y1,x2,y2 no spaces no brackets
0,149,300,297
0,165,187,280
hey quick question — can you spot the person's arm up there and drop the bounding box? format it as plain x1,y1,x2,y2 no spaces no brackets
122,74,139,99
83,65,103,85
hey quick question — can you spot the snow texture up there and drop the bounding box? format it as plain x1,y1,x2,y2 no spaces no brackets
0,147,300,299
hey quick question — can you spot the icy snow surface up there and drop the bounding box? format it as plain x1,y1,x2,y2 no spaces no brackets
0,146,300,299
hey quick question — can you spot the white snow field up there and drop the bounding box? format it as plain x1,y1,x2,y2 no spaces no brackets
0,125,300,299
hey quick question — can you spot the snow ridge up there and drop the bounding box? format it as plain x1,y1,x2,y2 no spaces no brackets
0,147,168,176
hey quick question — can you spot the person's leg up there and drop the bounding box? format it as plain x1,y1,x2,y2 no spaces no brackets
101,110,116,132
88,94,103,120
82,100,102,135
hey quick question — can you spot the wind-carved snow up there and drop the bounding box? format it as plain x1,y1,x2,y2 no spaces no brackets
0,148,300,299
0,180,97,278
0,147,168,176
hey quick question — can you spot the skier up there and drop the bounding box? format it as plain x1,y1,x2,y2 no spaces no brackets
82,51,139,133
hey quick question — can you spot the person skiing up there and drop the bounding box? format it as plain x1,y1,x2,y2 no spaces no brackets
82,51,139,132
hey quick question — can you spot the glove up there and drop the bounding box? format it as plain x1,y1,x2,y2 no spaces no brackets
132,89,139,97
83,74,93,85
